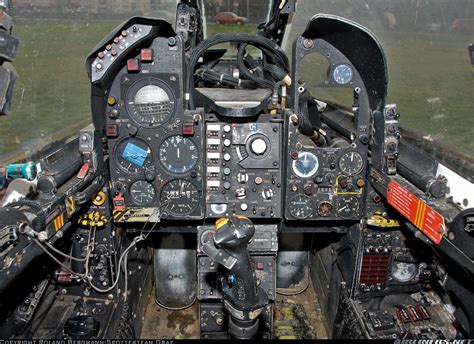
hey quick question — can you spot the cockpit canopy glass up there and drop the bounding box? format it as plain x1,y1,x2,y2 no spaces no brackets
0,0,472,163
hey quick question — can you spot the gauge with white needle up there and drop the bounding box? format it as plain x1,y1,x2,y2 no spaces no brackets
129,180,155,205
339,151,364,175
336,196,360,219
160,179,200,216
159,135,198,175
292,151,319,179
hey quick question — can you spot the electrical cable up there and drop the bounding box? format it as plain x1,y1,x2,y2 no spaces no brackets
186,33,289,109
44,241,87,262
32,238,85,279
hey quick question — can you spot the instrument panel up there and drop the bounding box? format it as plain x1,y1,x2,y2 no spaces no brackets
101,28,371,228
284,133,367,221
105,36,205,222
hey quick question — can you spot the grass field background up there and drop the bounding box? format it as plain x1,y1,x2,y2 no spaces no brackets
0,19,472,161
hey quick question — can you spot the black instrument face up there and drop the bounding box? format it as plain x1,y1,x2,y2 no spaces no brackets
126,77,175,127
161,179,200,216
130,180,156,205
114,137,153,174
288,195,314,219
336,196,360,219
159,136,199,175
339,151,364,176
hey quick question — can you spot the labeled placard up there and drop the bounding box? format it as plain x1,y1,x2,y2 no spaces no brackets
387,181,446,244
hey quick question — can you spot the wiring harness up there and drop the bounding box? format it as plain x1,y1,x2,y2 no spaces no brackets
186,33,290,109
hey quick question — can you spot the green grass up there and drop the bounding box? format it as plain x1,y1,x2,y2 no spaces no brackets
1,20,472,161
0,19,122,160
301,30,474,153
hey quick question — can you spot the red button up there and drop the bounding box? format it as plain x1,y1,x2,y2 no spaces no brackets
77,163,90,179
141,49,153,62
106,125,119,137
127,58,140,72
183,122,194,136
256,262,264,270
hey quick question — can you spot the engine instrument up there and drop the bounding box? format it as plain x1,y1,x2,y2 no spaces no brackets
336,196,360,219
339,151,364,175
288,195,314,219
130,180,156,205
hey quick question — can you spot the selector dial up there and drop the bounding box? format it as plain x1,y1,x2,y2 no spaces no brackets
251,138,267,155
391,262,418,283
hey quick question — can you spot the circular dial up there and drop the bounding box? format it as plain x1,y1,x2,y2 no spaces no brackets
391,262,418,283
318,201,333,217
289,195,314,219
339,151,364,175
129,180,155,205
114,138,153,174
159,136,199,175
161,179,200,216
292,152,319,179
250,138,267,155
126,78,175,127
333,64,353,85
336,196,360,219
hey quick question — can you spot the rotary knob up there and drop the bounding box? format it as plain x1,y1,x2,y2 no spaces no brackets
250,138,267,155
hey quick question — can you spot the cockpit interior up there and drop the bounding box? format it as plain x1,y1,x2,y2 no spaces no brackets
0,0,473,340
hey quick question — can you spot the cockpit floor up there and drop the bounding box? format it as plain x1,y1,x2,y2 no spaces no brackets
140,278,328,339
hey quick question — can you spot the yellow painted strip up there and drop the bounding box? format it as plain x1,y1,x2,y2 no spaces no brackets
215,218,229,230
419,203,427,228
416,202,423,228
414,202,422,228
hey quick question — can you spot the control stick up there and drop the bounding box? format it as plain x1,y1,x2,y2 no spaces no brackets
202,216,269,339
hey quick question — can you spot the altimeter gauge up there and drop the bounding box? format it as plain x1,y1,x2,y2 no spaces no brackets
160,179,200,216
